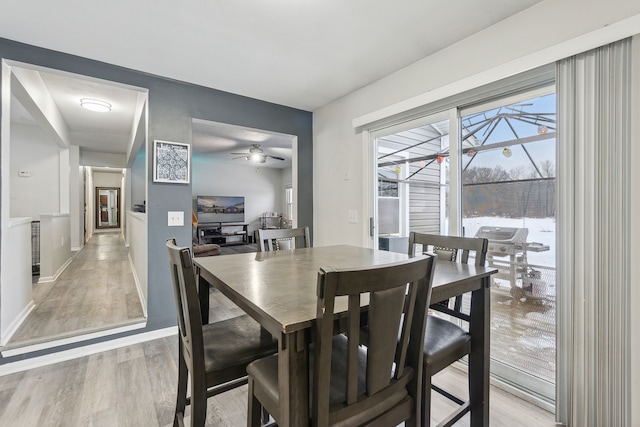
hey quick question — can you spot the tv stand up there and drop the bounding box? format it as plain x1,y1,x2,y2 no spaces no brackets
197,222,248,246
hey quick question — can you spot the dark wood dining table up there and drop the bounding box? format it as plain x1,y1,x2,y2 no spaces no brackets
193,245,496,426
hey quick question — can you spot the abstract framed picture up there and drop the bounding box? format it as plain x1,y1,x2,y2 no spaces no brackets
153,140,191,184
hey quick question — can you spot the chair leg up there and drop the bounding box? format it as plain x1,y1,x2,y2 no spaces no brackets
247,376,262,427
261,407,270,426
174,346,188,427
190,369,208,427
422,366,433,427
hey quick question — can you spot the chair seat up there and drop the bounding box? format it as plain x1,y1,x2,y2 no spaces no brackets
424,315,471,374
202,314,277,382
247,334,410,424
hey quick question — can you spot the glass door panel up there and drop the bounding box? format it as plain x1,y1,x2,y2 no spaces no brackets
375,116,450,252
460,90,557,400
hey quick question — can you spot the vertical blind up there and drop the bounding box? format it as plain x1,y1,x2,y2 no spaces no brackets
556,37,632,427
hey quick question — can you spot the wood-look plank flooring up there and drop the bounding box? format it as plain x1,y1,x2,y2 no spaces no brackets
0,288,556,427
5,232,145,348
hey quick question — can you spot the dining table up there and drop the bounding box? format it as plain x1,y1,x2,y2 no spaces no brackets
193,244,496,427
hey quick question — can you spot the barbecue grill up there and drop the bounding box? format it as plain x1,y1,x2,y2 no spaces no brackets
475,226,549,300
475,226,528,256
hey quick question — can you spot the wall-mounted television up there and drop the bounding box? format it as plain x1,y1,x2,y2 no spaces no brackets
196,196,245,223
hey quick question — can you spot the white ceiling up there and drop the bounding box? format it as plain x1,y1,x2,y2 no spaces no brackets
3,0,540,166
0,0,540,111
10,66,143,156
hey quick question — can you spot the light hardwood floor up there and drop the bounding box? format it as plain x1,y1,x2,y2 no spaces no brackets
0,287,556,427
6,232,145,348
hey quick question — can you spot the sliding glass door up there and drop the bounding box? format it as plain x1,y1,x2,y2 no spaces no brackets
371,85,557,404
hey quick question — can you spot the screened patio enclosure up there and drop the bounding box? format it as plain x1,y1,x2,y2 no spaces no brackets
376,90,557,403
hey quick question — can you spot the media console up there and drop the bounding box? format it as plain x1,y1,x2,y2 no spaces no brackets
197,222,249,246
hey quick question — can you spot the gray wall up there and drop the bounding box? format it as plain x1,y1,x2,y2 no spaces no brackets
0,37,313,363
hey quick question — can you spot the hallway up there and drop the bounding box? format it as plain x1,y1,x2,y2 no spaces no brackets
5,232,145,349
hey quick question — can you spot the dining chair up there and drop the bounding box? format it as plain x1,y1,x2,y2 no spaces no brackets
166,238,278,427
246,253,436,427
256,226,311,252
408,232,488,427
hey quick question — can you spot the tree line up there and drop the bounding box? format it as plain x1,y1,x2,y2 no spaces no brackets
462,161,556,218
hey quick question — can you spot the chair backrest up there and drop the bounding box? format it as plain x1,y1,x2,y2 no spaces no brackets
408,232,488,320
166,238,204,367
256,226,311,252
312,254,436,426
408,232,488,267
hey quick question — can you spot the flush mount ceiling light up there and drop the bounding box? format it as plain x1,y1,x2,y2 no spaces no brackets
80,98,112,112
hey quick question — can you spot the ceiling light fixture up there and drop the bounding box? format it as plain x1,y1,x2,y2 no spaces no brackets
80,98,112,112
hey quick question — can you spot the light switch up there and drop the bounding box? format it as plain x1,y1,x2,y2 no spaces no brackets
348,210,358,223
168,211,184,227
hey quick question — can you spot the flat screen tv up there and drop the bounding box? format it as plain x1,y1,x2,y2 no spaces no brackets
196,196,245,223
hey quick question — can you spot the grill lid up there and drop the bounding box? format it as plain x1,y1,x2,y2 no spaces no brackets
475,226,528,244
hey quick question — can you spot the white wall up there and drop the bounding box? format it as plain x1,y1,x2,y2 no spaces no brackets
281,166,292,216
38,213,71,282
69,147,83,251
126,211,147,316
192,158,288,235
0,218,33,345
93,171,122,187
81,151,126,168
10,122,60,218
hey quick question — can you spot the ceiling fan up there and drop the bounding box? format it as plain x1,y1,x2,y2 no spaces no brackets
231,144,285,163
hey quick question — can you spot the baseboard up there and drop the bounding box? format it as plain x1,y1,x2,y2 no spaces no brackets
128,252,147,317
0,326,177,377
38,254,75,283
0,301,36,346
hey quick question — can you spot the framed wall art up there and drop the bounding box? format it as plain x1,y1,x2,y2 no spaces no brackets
153,140,191,184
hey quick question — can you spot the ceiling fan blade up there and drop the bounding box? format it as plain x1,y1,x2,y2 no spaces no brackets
230,152,250,155
267,155,285,161
232,156,250,160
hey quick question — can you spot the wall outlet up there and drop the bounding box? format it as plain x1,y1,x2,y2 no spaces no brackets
18,170,31,177
168,211,184,227
348,210,358,223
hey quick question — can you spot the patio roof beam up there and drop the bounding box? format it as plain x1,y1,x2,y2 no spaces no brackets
377,133,446,161
463,176,556,187
377,131,555,168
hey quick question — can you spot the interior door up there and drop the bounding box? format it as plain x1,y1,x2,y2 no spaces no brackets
95,187,120,229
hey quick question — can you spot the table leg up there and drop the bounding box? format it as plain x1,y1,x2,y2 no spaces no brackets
196,267,210,324
469,276,490,427
278,330,309,426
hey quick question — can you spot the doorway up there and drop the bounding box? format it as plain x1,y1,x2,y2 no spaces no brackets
95,187,120,229
0,60,148,353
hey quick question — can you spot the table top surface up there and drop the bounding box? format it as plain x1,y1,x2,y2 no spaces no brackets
194,245,496,336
